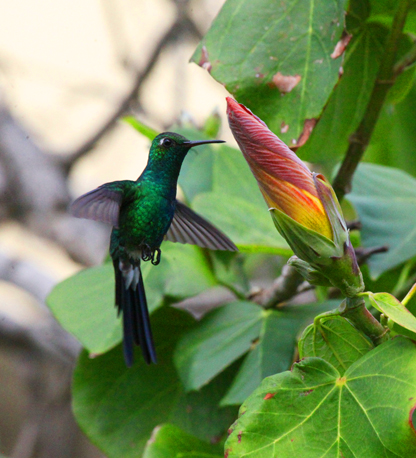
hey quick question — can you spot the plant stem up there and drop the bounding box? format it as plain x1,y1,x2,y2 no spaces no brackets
251,265,304,308
332,0,412,201
339,296,389,345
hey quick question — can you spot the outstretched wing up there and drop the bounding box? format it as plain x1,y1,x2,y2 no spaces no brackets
70,182,125,227
165,201,237,251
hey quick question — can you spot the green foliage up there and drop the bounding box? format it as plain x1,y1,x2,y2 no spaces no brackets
349,163,416,278
367,291,416,334
142,425,222,458
226,337,416,458
298,22,386,166
299,316,374,374
364,84,416,177
175,300,336,398
73,307,238,458
47,243,217,354
220,301,338,406
192,0,347,144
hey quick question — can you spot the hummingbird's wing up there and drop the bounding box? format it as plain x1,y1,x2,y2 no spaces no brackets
165,201,237,251
70,182,126,227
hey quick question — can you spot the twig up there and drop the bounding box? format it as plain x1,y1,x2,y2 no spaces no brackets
355,245,389,265
332,0,413,201
249,265,305,308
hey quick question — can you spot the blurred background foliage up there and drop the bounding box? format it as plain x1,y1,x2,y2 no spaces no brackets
1,0,416,457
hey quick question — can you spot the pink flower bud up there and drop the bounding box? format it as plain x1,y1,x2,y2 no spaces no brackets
226,97,364,297
226,97,332,240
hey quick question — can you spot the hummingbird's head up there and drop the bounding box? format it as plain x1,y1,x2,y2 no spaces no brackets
149,132,225,165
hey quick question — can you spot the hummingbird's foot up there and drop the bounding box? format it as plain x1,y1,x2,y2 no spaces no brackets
141,245,161,265
151,248,161,266
141,245,153,262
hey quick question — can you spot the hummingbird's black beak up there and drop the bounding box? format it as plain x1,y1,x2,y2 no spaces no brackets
184,139,226,148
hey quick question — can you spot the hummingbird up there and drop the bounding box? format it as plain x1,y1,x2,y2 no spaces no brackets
70,132,237,367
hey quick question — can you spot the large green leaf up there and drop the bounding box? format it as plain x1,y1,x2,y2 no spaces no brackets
73,307,237,458
299,22,385,165
143,424,222,458
47,263,121,354
175,300,337,398
349,163,416,278
193,193,290,254
47,243,217,354
193,0,347,144
174,301,263,391
225,337,416,458
299,316,374,375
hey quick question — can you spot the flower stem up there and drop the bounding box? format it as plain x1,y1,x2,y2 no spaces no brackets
332,0,413,201
339,296,389,345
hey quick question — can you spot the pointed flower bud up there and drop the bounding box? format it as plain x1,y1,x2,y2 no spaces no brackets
226,97,364,297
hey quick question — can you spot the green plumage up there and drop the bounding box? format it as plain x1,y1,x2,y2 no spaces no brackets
71,132,237,366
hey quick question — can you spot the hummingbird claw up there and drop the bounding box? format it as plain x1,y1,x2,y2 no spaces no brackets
151,248,161,266
141,245,152,262
141,245,161,265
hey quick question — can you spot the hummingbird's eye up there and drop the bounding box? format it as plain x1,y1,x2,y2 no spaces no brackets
161,138,173,147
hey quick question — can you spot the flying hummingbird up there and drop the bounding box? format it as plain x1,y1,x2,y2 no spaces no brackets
70,132,237,366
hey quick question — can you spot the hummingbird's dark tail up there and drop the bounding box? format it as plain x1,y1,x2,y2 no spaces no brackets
113,259,157,366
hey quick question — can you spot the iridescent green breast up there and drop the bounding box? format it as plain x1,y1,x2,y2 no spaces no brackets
118,183,175,253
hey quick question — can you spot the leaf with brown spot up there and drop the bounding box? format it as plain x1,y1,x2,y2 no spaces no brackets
294,118,317,148
331,33,352,59
271,72,301,93
192,0,348,143
226,338,416,458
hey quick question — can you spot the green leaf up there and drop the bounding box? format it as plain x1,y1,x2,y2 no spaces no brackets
124,116,158,140
368,291,416,334
349,163,416,278
174,301,263,391
143,424,222,458
193,193,290,254
364,83,416,178
209,251,250,296
177,128,218,202
47,244,217,355
299,22,386,165
393,284,416,339
162,244,217,299
299,316,374,375
47,264,121,354
175,299,337,398
225,337,416,458
221,301,338,406
73,307,237,458
193,0,347,144
180,141,264,205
